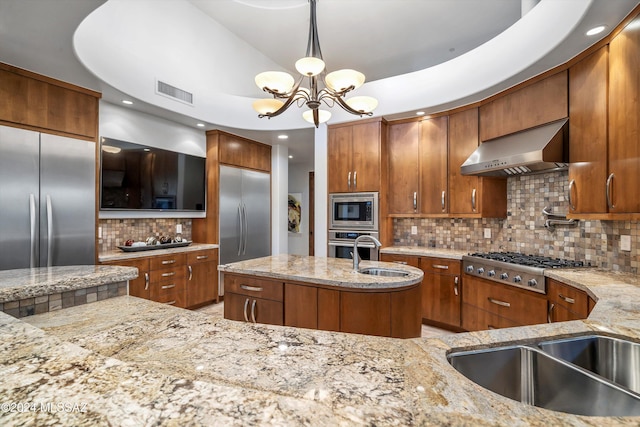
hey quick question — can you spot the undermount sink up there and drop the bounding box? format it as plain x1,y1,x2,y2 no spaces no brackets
357,267,409,277
448,335,640,416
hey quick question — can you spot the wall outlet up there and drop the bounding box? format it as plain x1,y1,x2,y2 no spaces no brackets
621,235,631,252
411,226,418,235
484,228,491,239
176,224,183,234
98,226,102,238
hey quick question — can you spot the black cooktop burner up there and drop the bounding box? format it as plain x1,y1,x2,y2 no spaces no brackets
468,252,586,269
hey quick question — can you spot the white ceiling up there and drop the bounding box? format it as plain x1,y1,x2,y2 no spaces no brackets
1,0,639,164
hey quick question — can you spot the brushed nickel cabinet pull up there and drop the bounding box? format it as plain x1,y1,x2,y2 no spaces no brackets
432,264,449,270
548,303,555,323
161,284,176,290
568,179,576,211
606,173,615,209
161,272,176,277
454,276,459,296
488,297,510,307
240,285,263,292
144,272,149,291
353,171,357,189
392,261,408,265
188,265,193,281
196,255,208,260
250,299,257,323
164,300,176,305
162,259,176,265
471,188,477,212
558,294,575,304
243,298,250,322
413,191,417,212
441,190,446,211
347,171,351,190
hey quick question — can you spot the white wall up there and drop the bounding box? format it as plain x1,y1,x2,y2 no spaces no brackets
288,161,313,255
271,144,288,255
313,125,328,257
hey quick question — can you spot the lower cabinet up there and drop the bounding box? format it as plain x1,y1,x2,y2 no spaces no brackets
186,249,219,308
462,275,547,331
547,278,592,323
223,273,421,338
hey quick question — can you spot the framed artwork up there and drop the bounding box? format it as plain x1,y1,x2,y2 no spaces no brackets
288,193,302,234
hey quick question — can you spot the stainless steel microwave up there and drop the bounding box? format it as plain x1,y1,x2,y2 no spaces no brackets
329,192,378,230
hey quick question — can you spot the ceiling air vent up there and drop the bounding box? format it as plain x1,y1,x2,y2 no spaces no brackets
156,80,193,105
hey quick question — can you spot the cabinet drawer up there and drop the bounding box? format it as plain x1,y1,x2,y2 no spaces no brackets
224,292,283,325
224,274,283,302
150,283,186,308
102,256,150,273
379,253,420,267
547,279,588,316
419,257,461,274
462,304,519,331
150,253,186,270
150,266,186,283
187,249,217,265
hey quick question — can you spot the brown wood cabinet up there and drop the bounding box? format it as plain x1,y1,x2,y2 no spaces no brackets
102,257,150,300
448,109,507,217
547,278,591,322
419,257,462,329
149,253,187,308
340,291,391,336
388,121,420,214
328,119,387,193
419,116,449,214
462,275,547,331
479,71,568,142
224,274,284,326
284,283,318,329
186,249,219,308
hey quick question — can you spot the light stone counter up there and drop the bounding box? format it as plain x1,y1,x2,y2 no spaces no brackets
218,254,424,290
380,246,468,260
2,267,640,425
99,242,219,263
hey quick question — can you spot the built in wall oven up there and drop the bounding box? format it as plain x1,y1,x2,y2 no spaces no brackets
328,230,380,261
329,192,378,230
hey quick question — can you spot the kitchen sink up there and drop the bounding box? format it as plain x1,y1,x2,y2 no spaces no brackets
448,337,640,416
538,335,640,394
357,267,409,277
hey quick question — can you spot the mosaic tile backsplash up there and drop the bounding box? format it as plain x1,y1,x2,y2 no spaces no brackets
99,218,193,253
394,171,638,274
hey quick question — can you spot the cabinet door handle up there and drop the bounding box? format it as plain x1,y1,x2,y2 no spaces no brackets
548,303,555,323
162,259,176,265
558,294,575,304
164,300,176,305
488,297,510,307
606,173,615,209
454,276,459,296
196,255,208,260
243,298,250,322
392,261,408,265
250,299,257,323
413,191,417,212
432,264,449,270
441,190,446,211
188,265,193,281
568,179,576,211
240,285,263,292
161,272,176,277
353,171,357,189
144,272,149,291
161,284,176,290
29,194,36,268
471,188,477,212
347,171,351,191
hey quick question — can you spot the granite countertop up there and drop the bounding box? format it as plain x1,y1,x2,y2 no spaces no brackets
218,254,424,290
99,242,219,263
3,266,640,424
380,246,469,259
0,265,138,303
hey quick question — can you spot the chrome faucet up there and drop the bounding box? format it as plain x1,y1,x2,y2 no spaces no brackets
352,235,382,271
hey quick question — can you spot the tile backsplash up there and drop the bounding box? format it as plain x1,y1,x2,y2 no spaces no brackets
393,171,638,273
99,218,193,253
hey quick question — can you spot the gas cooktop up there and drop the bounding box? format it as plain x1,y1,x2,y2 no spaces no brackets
462,252,587,294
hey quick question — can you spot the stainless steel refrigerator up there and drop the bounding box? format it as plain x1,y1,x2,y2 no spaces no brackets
219,165,270,292
0,125,95,270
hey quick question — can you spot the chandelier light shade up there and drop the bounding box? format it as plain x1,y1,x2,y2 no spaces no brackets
252,0,377,127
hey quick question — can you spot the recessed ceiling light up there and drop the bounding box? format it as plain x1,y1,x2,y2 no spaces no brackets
278,134,289,140
586,25,606,36
288,155,293,159
122,99,133,105
196,123,205,127
416,111,425,116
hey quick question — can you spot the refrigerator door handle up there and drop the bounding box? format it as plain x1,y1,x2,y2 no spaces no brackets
46,195,53,267
29,193,37,268
242,203,248,255
237,204,243,256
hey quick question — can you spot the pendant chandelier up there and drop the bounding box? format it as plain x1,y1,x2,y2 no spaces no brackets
252,0,378,127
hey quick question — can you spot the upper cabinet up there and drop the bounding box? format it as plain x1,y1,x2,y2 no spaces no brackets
0,63,100,140
419,116,449,214
328,119,387,193
388,121,420,214
479,71,568,141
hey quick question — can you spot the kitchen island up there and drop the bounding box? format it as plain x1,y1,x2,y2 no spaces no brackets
0,265,639,425
218,254,424,338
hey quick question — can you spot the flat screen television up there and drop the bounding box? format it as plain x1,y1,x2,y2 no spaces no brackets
100,137,206,212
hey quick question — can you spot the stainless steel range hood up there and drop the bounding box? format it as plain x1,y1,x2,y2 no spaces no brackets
460,118,568,177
